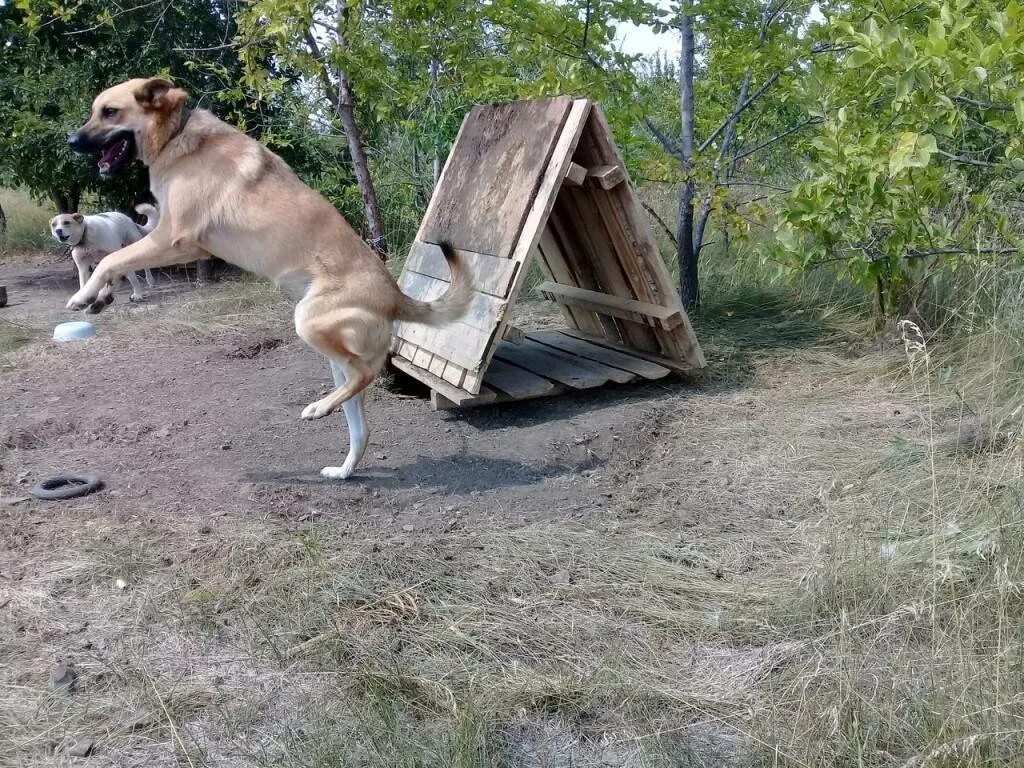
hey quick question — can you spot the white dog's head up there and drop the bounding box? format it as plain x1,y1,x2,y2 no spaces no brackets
50,213,85,246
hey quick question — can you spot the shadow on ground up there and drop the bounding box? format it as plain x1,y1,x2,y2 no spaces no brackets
248,453,583,494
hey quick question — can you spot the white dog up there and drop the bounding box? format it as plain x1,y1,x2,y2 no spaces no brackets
50,204,159,302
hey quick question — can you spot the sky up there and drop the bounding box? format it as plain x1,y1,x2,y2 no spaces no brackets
614,3,827,58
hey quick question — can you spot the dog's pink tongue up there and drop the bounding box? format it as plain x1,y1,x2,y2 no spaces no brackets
98,139,127,170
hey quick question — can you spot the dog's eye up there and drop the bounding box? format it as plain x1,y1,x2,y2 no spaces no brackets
101,106,119,118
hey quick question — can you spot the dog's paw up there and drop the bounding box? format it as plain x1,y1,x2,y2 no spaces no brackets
84,293,114,315
129,293,143,303
301,399,335,420
66,293,92,311
321,465,354,481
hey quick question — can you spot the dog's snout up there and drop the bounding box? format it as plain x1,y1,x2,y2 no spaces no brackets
67,131,84,151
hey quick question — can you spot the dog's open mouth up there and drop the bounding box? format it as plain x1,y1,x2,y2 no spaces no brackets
98,135,135,177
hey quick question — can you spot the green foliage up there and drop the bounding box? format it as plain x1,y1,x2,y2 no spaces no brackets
775,0,1024,313
0,0,322,214
235,0,660,250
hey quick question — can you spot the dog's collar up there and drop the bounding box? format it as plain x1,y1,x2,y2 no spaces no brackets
173,106,193,140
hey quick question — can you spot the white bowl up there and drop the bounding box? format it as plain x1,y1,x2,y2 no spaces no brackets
53,321,96,342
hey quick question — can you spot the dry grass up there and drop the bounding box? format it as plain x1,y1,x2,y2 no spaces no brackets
2,249,1022,766
0,188,55,258
0,319,39,371
106,276,294,343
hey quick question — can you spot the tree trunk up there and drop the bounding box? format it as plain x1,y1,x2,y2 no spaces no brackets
677,2,699,311
0,199,7,234
334,74,387,256
50,186,81,214
303,4,388,258
52,191,70,214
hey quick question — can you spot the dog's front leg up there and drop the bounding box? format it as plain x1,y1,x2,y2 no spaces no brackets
67,235,201,312
70,248,91,290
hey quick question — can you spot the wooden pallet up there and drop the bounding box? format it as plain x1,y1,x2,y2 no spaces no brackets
392,330,697,410
390,97,704,409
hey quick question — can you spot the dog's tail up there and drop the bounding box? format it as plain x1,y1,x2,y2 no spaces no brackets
394,241,471,326
135,203,159,235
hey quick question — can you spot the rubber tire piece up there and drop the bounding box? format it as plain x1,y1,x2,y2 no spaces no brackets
31,473,104,501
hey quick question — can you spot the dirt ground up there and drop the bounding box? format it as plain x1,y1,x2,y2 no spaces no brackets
0,262,700,528
0,260,915,767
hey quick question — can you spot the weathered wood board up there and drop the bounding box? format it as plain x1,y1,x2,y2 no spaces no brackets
391,97,704,410
419,97,573,259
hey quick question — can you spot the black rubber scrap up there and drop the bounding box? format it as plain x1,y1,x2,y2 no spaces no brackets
31,473,104,501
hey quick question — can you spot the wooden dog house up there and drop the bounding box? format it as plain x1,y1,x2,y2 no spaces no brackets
390,97,705,409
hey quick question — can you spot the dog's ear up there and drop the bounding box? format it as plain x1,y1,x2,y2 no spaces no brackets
72,213,84,223
134,78,188,111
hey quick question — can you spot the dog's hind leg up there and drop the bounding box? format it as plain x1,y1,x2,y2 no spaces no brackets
144,269,157,288
294,290,389,479
300,354,374,422
316,359,370,480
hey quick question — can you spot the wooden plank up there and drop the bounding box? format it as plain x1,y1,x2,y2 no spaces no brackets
556,185,661,352
397,271,508,333
520,339,636,384
412,347,434,370
391,355,497,406
502,324,526,344
420,97,574,259
563,162,587,187
587,164,625,189
461,369,484,392
584,106,705,368
574,115,674,336
483,358,558,399
405,241,519,299
393,270,506,374
396,319,495,374
464,98,596,389
398,340,419,360
427,355,447,378
431,381,567,410
537,221,605,336
494,341,609,389
526,331,671,380
441,361,467,388
547,203,623,342
536,281,683,330
561,330,700,375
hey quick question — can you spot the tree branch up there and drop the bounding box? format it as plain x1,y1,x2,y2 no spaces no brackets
697,42,842,153
732,117,823,162
951,95,1012,111
907,247,1020,259
644,118,682,158
698,72,778,153
937,149,1000,168
641,201,678,246
718,179,792,192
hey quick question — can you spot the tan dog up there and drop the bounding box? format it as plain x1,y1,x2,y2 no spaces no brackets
66,77,469,480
